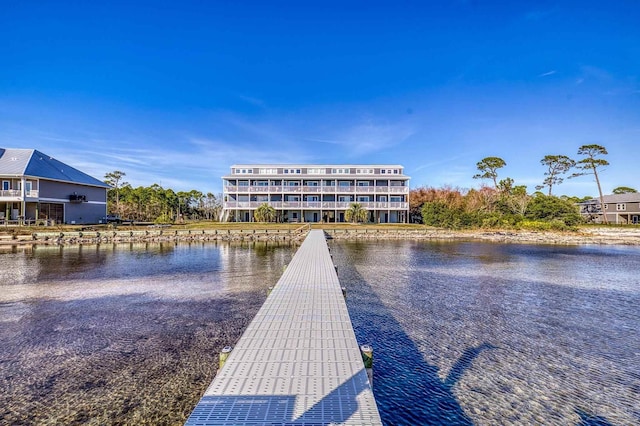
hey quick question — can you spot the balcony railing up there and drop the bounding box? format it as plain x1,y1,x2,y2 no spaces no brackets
0,190,39,198
224,201,408,210
225,185,409,194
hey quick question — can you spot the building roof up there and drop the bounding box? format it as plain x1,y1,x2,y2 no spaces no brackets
581,193,640,204
0,148,110,188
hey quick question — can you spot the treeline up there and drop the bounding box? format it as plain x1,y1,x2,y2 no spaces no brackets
410,186,586,230
410,144,631,230
104,171,222,223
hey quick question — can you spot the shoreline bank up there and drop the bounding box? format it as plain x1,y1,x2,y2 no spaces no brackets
1,226,640,247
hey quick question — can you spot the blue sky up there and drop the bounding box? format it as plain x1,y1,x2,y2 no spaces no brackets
1,1,639,196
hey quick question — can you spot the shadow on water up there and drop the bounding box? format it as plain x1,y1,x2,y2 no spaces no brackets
332,241,497,425
576,409,614,426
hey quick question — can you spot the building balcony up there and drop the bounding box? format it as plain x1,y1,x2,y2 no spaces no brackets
0,190,39,199
224,185,409,194
224,201,409,210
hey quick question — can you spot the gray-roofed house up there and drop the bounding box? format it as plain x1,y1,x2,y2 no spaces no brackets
579,193,640,224
0,148,110,225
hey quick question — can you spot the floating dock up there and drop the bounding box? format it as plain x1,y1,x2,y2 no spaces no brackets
185,229,381,425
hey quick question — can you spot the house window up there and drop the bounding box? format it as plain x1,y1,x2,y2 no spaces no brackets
616,203,626,211
235,168,253,174
307,168,326,174
356,168,374,174
259,168,277,174
2,181,9,190
26,181,33,192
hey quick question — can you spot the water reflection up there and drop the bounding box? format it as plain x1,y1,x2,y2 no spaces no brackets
335,240,640,425
0,241,295,425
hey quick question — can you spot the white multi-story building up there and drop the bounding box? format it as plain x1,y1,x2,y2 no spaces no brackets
222,165,410,223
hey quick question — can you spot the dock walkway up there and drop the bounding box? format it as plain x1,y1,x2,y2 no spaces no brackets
186,229,381,425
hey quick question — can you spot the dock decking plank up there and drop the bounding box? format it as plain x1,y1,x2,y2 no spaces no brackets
185,230,381,425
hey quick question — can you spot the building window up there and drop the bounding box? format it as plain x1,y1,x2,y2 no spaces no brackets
235,168,253,174
308,168,326,174
356,168,374,174
357,196,370,202
616,203,626,211
357,181,370,186
259,168,277,174
2,181,9,190
338,181,351,187
332,168,350,174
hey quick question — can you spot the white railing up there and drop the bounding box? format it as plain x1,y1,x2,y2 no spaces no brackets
225,185,408,194
0,190,21,198
224,201,409,210
0,189,41,199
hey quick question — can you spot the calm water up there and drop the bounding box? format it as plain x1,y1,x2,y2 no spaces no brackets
334,240,640,426
0,242,295,425
1,240,639,425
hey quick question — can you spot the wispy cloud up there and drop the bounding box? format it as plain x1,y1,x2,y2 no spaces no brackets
538,70,557,77
237,94,267,108
310,120,415,158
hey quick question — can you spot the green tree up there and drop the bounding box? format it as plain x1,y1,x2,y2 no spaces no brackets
525,194,583,227
612,186,637,194
345,202,368,223
104,170,128,216
570,144,609,224
473,157,506,189
254,203,277,222
536,155,576,196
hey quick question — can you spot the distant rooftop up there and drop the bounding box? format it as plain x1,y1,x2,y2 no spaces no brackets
0,148,110,188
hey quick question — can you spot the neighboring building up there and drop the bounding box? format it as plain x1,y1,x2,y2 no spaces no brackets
222,165,410,223
0,148,110,225
579,193,640,224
